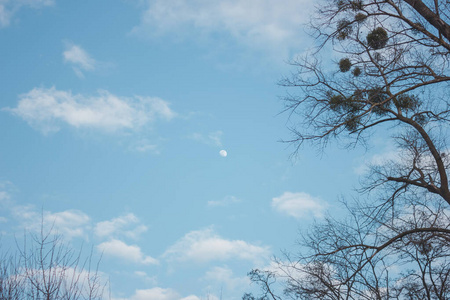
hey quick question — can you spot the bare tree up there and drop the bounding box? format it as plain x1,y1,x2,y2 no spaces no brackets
247,0,450,299
0,251,24,300
0,224,108,300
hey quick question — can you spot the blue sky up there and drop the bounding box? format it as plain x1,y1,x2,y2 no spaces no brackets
0,1,388,299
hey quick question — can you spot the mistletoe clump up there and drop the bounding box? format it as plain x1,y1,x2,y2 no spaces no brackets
393,94,420,111
350,0,363,11
329,94,346,111
354,12,367,23
367,27,388,49
336,19,353,40
352,66,361,76
328,92,363,132
339,58,352,72
368,88,390,115
344,115,361,131
328,92,363,113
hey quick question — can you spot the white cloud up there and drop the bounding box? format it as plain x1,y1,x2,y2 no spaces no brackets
354,145,450,176
134,271,147,277
9,206,91,239
134,271,157,285
0,0,54,28
5,87,176,134
207,195,240,207
0,184,90,239
272,192,326,218
163,227,270,264
63,43,95,70
0,183,152,245
257,260,310,287
183,296,218,300
63,43,96,78
181,296,203,300
114,288,179,300
13,265,109,300
132,0,313,56
113,288,205,300
204,266,250,292
43,209,91,238
94,213,148,239
97,239,159,265
354,149,400,175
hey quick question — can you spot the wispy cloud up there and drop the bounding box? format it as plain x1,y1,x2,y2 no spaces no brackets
0,5,10,27
207,195,240,207
203,266,250,292
132,0,313,58
353,143,449,175
0,184,153,244
113,288,180,300
0,184,91,239
181,296,204,300
5,87,176,134
94,213,148,240
272,192,327,219
97,239,159,265
163,227,270,264
8,206,91,239
354,143,400,175
0,0,54,28
0,191,10,203
187,131,223,147
113,288,209,300
43,210,91,238
130,139,160,153
133,271,157,285
63,42,96,78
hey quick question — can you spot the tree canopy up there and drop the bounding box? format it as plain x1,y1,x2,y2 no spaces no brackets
0,226,107,300
247,0,450,299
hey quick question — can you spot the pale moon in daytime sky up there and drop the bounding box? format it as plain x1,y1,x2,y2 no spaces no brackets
219,150,227,157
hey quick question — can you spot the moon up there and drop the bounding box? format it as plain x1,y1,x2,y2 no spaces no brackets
219,150,227,157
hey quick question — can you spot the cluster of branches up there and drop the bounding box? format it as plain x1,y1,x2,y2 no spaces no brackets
0,226,107,300
247,0,450,299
